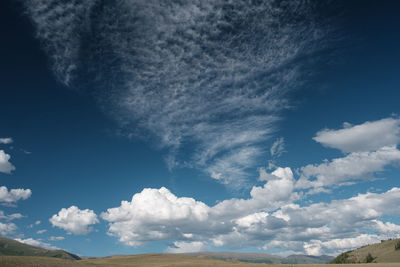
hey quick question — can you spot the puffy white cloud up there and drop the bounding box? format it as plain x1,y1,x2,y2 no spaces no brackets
101,187,210,247
0,210,23,221
0,138,13,144
304,234,382,256
0,222,17,236
101,168,297,248
212,167,296,219
166,241,207,253
37,229,47,234
50,206,99,235
296,146,400,189
15,238,59,250
371,220,400,236
0,150,15,174
0,186,31,204
313,118,400,153
270,137,285,157
102,183,400,255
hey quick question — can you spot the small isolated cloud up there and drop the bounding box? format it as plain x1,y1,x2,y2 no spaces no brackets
166,241,207,253
0,186,32,204
313,117,400,153
50,206,99,235
49,236,65,241
15,238,59,250
0,138,13,144
0,222,17,236
270,137,285,158
28,220,41,228
37,229,47,234
0,150,15,174
0,210,24,221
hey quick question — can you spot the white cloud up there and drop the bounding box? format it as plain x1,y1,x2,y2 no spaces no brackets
50,206,99,235
0,138,13,144
35,220,41,225
49,236,65,241
101,182,400,255
0,186,32,204
371,220,400,236
23,0,338,187
304,234,382,256
0,222,17,236
0,150,15,174
101,187,210,247
0,210,24,221
101,168,296,248
15,238,59,250
166,241,207,253
313,117,400,153
270,137,285,157
296,146,400,189
37,229,47,234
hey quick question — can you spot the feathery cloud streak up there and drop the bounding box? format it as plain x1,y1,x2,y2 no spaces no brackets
23,0,340,186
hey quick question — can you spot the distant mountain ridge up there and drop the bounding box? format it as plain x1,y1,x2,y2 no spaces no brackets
183,251,334,264
0,237,80,260
331,238,400,263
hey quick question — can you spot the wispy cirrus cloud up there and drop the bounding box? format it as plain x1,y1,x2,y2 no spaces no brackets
23,0,341,187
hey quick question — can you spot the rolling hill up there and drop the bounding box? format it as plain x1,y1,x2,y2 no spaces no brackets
183,252,334,264
331,238,400,263
0,237,80,260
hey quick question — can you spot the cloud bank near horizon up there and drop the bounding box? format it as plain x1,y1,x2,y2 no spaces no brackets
98,117,400,255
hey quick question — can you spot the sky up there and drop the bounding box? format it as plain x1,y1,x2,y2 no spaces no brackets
0,0,400,257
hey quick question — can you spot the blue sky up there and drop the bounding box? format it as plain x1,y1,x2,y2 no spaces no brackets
0,0,400,257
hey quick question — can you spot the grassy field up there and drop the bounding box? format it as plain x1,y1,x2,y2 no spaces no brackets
2,254,400,267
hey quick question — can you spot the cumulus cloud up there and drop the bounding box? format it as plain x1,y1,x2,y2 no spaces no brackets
23,0,340,187
37,229,47,234
296,146,400,189
50,206,99,235
15,238,59,250
101,180,400,255
0,222,17,236
0,138,13,144
313,117,400,153
304,234,382,256
0,150,15,174
101,168,295,248
101,187,210,247
0,186,32,204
